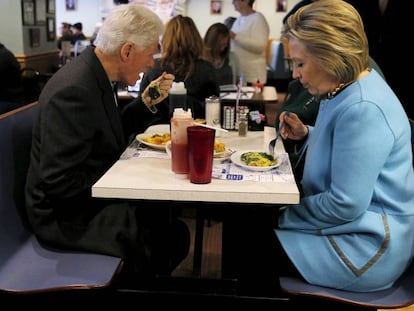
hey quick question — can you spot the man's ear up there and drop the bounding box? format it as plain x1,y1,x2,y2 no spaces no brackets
120,42,132,60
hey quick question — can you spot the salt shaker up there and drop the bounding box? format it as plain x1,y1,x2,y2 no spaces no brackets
238,111,248,137
205,96,221,128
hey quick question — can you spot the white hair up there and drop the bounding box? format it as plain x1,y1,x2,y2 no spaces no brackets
94,4,164,55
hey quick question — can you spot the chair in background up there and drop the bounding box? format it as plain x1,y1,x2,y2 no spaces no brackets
0,102,123,296
279,118,414,310
266,39,292,91
20,67,41,104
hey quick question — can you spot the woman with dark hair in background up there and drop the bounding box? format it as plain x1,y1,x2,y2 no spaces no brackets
203,22,240,86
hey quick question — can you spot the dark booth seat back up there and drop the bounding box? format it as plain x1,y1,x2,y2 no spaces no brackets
0,102,123,293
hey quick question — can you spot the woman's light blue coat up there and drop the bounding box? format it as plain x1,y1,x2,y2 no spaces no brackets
276,70,414,292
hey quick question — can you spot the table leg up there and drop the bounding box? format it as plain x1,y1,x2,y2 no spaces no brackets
192,208,204,277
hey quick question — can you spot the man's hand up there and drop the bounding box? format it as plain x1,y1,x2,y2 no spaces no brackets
141,72,175,106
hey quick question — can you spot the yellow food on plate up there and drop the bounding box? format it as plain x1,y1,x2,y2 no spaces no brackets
143,133,171,145
194,118,206,124
240,152,277,167
214,139,226,153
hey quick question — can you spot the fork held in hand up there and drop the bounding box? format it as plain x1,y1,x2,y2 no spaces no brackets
268,111,290,156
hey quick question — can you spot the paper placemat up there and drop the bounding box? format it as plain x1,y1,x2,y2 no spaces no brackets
212,152,294,182
120,141,169,160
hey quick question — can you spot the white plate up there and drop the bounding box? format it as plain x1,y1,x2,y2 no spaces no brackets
214,148,234,161
136,133,170,151
230,150,281,171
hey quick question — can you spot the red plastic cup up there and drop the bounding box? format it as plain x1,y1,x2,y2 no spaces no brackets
187,126,216,184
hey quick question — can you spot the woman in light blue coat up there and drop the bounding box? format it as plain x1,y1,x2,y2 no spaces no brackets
276,0,414,292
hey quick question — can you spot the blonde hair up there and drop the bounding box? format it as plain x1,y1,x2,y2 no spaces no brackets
282,0,369,83
161,15,203,81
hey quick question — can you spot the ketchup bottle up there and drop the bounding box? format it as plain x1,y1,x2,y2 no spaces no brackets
170,108,193,177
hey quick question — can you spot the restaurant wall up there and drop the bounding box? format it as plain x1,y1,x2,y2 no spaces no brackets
0,0,24,54
187,0,300,40
54,0,301,40
0,0,57,54
0,0,60,74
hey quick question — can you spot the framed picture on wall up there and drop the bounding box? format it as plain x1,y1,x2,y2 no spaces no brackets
35,0,47,25
47,17,56,41
210,0,222,15
22,0,35,26
30,28,41,47
277,0,287,12
66,0,76,11
47,0,55,14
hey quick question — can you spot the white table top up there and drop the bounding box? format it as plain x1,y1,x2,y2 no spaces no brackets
92,127,300,205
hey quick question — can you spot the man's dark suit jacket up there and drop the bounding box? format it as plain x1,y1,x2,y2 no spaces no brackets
24,46,142,259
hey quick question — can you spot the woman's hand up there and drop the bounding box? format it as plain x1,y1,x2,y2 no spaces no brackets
279,111,309,140
141,72,175,106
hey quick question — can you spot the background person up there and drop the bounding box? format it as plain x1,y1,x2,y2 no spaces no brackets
345,0,411,119
57,22,73,50
223,16,236,29
25,4,190,284
0,42,25,113
203,22,240,86
229,0,269,85
70,22,87,44
121,14,219,140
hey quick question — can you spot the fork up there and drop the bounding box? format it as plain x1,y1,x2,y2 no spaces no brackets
268,111,290,156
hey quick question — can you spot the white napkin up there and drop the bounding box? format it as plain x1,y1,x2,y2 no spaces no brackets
262,86,278,101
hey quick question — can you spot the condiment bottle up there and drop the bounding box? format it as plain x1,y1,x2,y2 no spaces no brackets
238,111,248,137
169,82,187,115
170,108,193,177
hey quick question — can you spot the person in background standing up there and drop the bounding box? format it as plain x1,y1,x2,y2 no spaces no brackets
203,22,240,86
70,22,87,44
346,0,411,119
57,22,72,50
230,0,269,85
25,4,190,285
223,16,236,29
0,42,25,113
282,0,314,23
